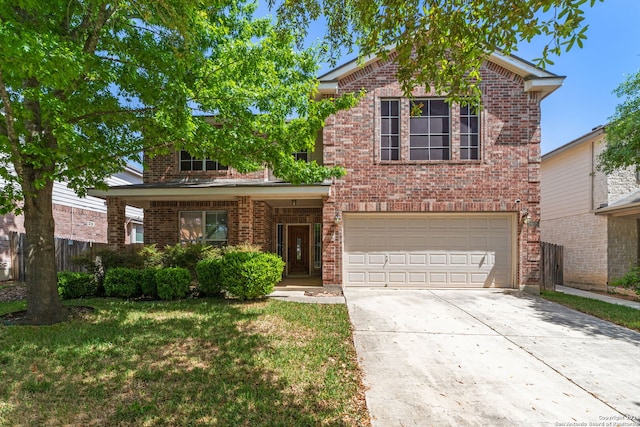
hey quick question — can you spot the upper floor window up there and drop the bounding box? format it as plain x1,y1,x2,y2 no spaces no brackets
460,105,479,160
379,99,480,162
293,151,309,162
179,150,228,171
410,99,450,160
380,100,400,161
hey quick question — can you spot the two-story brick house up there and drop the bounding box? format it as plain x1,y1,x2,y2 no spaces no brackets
90,51,563,290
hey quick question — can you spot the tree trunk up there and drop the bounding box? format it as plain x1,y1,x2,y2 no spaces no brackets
23,177,68,325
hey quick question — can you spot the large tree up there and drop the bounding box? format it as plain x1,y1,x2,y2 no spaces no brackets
270,0,602,103
0,0,358,324
597,70,640,174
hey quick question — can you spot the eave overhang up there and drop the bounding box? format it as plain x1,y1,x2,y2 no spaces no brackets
88,181,331,209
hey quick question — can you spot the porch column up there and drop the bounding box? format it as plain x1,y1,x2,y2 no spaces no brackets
237,196,254,244
106,196,127,249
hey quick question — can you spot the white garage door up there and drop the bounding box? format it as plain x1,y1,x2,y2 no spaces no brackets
343,214,515,288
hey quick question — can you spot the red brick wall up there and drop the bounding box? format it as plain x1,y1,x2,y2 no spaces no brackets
0,205,108,243
144,149,266,183
321,56,542,287
253,201,274,251
145,200,239,248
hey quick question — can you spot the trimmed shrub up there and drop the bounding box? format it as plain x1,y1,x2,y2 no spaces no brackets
57,271,97,299
139,244,163,269
162,243,221,277
156,267,191,300
196,258,223,296
140,268,158,298
104,267,142,298
611,265,640,295
219,251,285,300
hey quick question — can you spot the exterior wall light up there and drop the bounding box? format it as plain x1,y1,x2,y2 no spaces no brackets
334,212,342,225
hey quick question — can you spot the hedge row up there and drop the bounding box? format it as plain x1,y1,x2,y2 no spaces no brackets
59,245,285,301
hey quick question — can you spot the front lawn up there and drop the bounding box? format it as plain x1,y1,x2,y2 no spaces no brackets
541,290,640,331
0,298,370,426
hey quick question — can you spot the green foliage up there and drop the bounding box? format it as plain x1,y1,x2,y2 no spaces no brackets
138,244,164,269
73,249,145,296
196,258,224,297
610,266,640,296
219,251,285,300
0,0,359,322
140,268,159,299
162,243,221,277
598,70,640,174
270,0,601,104
56,271,97,300
156,268,192,300
104,268,142,299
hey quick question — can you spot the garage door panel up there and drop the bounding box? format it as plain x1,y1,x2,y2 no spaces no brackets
368,254,386,265
429,254,447,265
388,254,407,265
344,214,514,288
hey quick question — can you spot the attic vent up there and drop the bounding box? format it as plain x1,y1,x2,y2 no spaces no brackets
599,203,608,208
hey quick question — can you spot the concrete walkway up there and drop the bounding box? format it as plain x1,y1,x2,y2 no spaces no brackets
556,285,640,309
344,288,640,426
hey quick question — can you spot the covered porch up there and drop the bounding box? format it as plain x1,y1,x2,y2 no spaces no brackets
89,180,331,279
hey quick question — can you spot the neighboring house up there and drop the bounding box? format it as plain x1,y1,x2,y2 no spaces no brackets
0,165,144,280
90,51,563,290
541,126,640,291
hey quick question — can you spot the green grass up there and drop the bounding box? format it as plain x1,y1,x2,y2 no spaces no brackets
541,291,640,331
0,298,369,426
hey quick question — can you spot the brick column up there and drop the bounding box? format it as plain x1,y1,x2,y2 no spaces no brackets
237,196,254,244
322,196,342,287
106,197,127,249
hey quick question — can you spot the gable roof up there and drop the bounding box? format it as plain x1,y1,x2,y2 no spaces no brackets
318,50,565,100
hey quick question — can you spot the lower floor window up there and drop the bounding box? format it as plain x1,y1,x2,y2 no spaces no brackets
179,210,228,246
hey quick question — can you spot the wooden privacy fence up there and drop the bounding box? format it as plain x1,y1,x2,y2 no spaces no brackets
8,232,141,281
541,242,563,291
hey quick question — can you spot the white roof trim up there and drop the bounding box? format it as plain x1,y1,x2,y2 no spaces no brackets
317,49,565,98
88,185,330,206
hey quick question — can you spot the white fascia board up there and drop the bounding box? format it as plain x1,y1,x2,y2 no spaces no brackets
523,77,566,99
88,185,330,201
488,51,557,78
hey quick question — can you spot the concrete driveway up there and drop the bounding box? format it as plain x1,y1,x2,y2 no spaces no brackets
344,288,640,426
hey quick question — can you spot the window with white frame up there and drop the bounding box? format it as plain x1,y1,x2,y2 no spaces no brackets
293,151,309,162
130,223,144,244
179,150,228,171
179,211,228,246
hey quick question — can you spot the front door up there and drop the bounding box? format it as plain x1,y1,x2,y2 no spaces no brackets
288,226,309,275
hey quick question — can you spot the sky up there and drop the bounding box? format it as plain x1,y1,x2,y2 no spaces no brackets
258,0,640,155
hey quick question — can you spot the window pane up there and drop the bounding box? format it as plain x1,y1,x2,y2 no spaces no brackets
381,118,390,134
390,100,399,116
314,223,322,269
410,117,429,133
192,160,203,170
390,148,399,160
430,135,449,148
180,212,202,243
205,160,216,170
205,212,227,241
180,151,191,161
430,100,449,116
411,101,427,116
429,117,449,133
381,149,390,161
381,100,390,116
410,148,430,161
431,148,449,160
410,135,429,148
469,116,478,133
180,160,191,171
